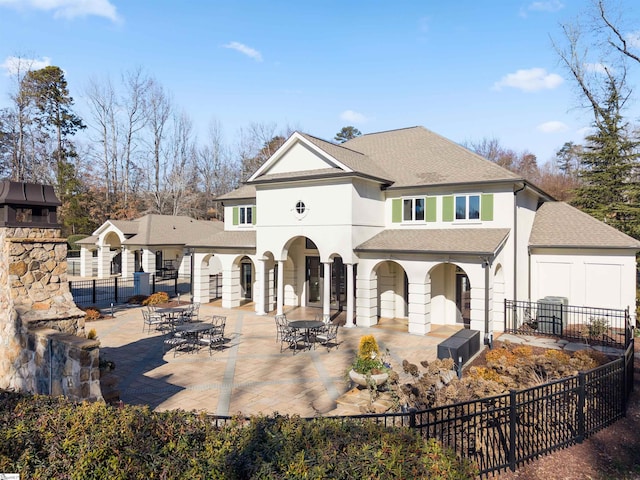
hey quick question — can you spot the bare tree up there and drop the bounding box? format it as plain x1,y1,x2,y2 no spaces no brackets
143,78,172,211
120,68,151,205
84,75,119,205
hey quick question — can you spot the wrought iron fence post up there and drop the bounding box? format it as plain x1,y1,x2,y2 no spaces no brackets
409,407,417,429
152,274,156,294
114,276,118,303
577,372,585,443
174,275,178,295
92,279,96,305
509,389,517,472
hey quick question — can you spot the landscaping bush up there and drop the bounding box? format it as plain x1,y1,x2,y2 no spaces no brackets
81,306,102,321
0,391,477,479
142,291,169,306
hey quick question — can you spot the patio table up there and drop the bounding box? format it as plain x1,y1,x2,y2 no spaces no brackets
288,320,324,349
174,322,215,352
156,306,191,323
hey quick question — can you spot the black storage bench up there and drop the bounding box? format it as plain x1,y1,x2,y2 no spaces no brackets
437,329,480,365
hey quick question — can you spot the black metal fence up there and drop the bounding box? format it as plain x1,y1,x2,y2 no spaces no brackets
505,299,631,349
70,274,192,307
206,328,634,478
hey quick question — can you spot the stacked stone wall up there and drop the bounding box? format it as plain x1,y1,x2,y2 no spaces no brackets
0,226,100,401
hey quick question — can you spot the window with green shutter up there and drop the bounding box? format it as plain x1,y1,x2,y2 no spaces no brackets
232,206,239,225
442,196,454,222
481,194,493,221
252,206,257,225
426,197,437,222
392,198,402,223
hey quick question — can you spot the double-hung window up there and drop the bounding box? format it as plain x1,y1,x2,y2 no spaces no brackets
403,198,425,222
239,206,253,225
455,195,480,221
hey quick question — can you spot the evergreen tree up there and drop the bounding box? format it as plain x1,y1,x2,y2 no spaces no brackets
334,126,361,143
571,76,640,239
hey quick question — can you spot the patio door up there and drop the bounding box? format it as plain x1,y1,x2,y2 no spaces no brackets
456,269,471,328
241,261,252,300
306,256,321,307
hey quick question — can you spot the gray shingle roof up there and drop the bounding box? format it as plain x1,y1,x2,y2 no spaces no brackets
216,184,256,201
108,220,139,235
75,234,98,245
187,230,256,250
344,127,522,188
355,228,510,255
530,202,640,249
121,215,224,247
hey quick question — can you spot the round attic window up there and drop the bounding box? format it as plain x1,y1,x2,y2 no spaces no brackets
295,201,306,214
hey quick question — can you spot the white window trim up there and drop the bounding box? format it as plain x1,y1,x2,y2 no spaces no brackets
454,194,481,223
402,196,426,223
238,205,254,226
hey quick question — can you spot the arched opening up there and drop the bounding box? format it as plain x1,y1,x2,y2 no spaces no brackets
238,255,254,303
429,263,471,328
373,260,408,320
103,231,122,276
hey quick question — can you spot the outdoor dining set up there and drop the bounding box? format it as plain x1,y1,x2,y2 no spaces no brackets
275,314,340,353
142,303,227,356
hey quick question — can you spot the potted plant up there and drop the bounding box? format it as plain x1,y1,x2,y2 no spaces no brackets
349,335,391,387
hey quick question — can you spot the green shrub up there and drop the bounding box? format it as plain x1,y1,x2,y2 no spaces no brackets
0,391,477,479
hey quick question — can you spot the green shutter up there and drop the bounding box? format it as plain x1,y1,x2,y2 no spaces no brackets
392,198,402,223
252,206,256,225
426,197,437,222
232,206,239,225
481,194,494,221
442,196,454,222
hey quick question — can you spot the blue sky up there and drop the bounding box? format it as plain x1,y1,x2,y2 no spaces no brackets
0,0,638,164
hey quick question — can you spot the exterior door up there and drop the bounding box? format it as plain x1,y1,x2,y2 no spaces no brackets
241,262,252,300
456,271,471,328
306,256,321,306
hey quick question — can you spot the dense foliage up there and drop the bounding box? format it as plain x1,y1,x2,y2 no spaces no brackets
0,392,477,479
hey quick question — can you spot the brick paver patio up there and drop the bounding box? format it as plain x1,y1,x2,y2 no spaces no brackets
92,302,461,417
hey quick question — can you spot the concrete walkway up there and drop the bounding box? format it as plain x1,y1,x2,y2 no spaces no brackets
91,303,462,417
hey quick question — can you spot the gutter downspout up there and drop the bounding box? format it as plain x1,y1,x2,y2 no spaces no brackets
483,256,493,348
513,183,526,303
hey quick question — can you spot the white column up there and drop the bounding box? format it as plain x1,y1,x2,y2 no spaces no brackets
192,252,210,304
97,245,110,278
222,266,241,309
80,247,92,277
277,260,285,316
121,248,135,278
356,273,378,327
346,263,355,327
323,262,331,317
255,259,267,315
408,281,431,335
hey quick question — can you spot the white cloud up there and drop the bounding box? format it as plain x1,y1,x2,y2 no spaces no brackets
584,62,611,74
625,31,640,49
527,1,564,12
0,0,119,22
1,56,51,75
493,68,563,92
223,42,263,62
340,110,368,123
537,121,568,133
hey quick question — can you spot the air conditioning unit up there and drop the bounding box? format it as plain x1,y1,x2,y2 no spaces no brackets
536,296,568,335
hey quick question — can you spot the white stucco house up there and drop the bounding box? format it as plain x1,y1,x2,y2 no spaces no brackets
76,214,224,279
186,126,639,340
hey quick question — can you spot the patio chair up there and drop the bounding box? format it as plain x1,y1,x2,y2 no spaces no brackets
186,302,201,322
314,323,340,351
163,326,189,357
142,307,167,333
198,315,227,355
278,322,306,354
274,314,288,342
